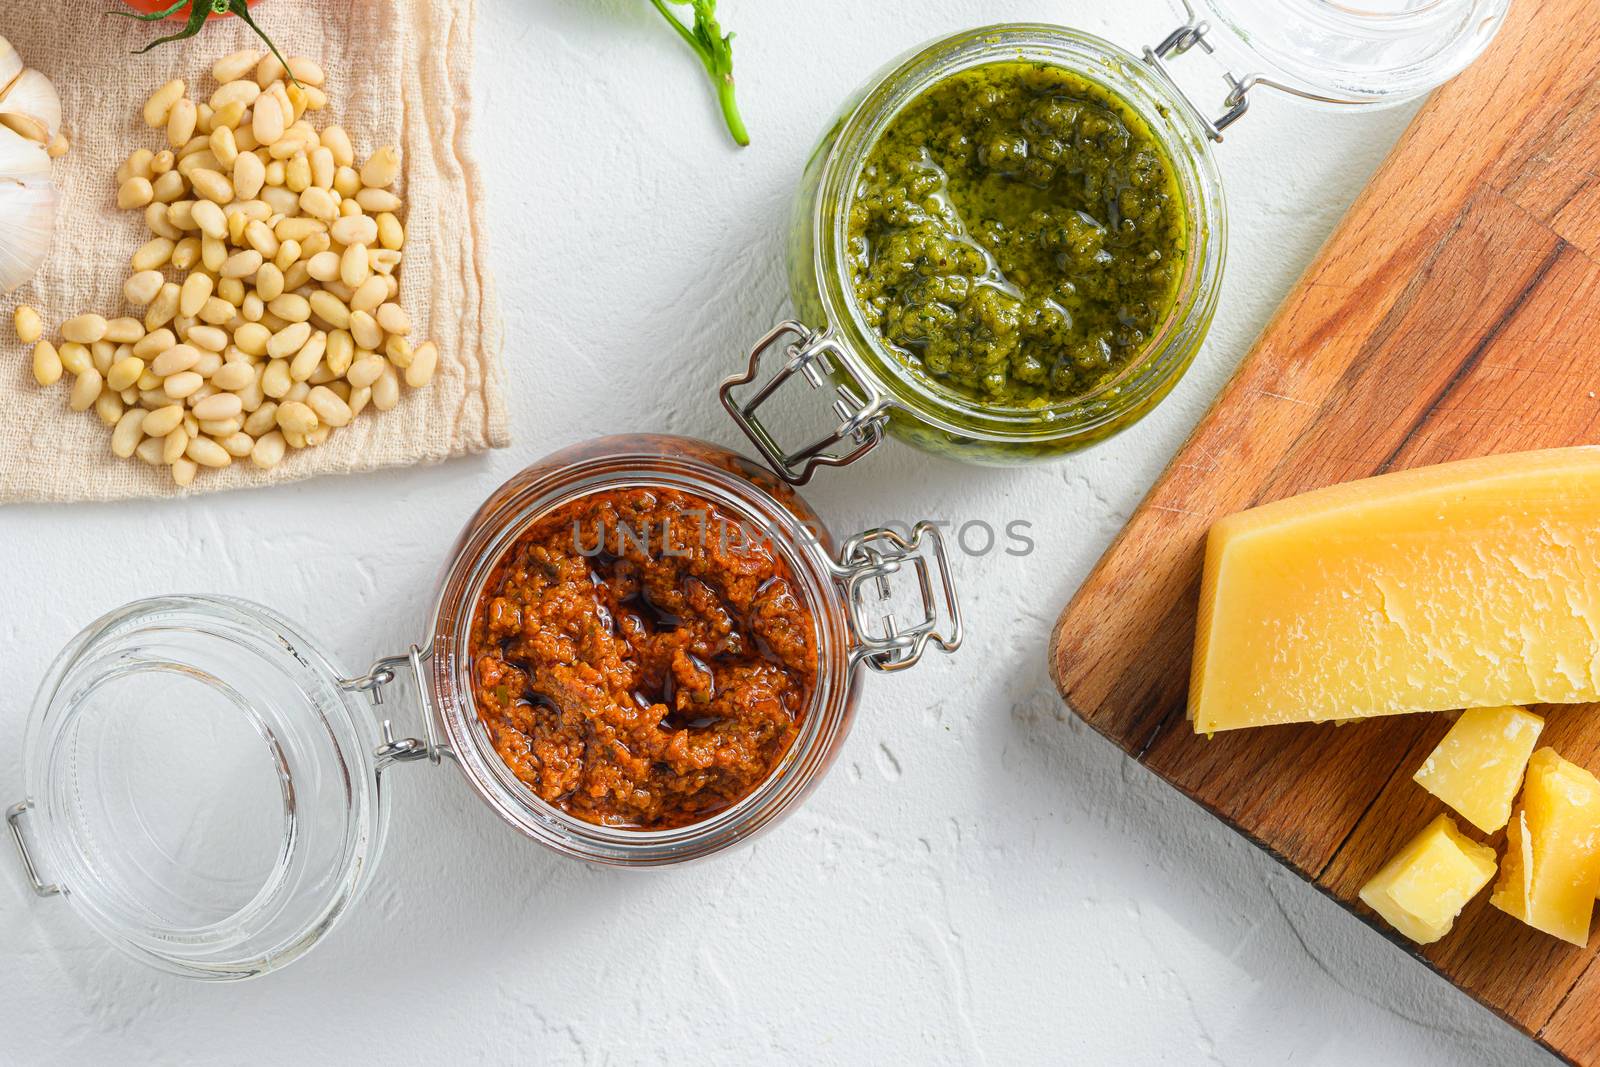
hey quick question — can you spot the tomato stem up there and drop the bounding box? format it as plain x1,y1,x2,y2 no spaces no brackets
108,0,300,87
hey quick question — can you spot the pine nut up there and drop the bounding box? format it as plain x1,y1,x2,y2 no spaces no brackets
186,435,232,468
105,318,146,344
13,305,41,344
133,329,177,359
180,273,214,318
298,186,337,221
355,187,402,213
252,96,285,146
117,177,155,209
144,79,185,128
221,249,264,278
108,357,145,392
167,97,197,149
250,430,286,468
143,405,184,437
376,213,404,251
350,275,387,313
213,50,262,85
372,364,400,411
58,342,92,375
69,368,104,412
112,409,146,458
233,151,266,200
163,370,205,399
192,392,244,421
306,384,352,427
331,214,378,247
346,354,385,389
186,324,229,352
375,303,410,336
305,294,349,335
276,400,317,433
32,341,62,386
339,243,370,288
385,335,413,369
191,167,235,204
360,146,400,189
285,333,324,383
349,310,382,350
145,284,181,331
124,271,165,305
261,358,293,398
132,238,176,272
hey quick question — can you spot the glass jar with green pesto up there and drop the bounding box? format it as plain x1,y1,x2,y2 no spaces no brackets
722,2,1509,481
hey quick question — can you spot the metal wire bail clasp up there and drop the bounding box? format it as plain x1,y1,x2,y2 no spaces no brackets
340,644,445,768
720,321,890,485
833,521,964,673
6,801,60,897
1143,5,1246,140
1145,0,1348,141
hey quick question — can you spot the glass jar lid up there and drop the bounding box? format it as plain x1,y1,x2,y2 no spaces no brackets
11,596,389,980
1176,0,1510,113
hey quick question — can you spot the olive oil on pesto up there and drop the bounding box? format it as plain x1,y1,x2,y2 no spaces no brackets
848,61,1187,408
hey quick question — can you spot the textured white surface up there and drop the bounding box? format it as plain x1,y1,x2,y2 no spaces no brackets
0,1,1557,1064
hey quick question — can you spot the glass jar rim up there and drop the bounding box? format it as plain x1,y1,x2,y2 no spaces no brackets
20,595,386,980
810,23,1228,445
1194,0,1511,106
426,437,859,866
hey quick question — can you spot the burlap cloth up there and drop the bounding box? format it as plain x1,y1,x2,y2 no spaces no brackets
0,0,508,502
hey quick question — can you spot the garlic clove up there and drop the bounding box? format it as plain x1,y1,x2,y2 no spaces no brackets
0,178,56,294
0,122,50,184
0,37,21,100
0,69,61,145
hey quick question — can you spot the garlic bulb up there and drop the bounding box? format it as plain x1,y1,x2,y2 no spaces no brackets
0,36,19,96
0,122,48,184
0,68,61,145
0,36,62,293
0,179,55,295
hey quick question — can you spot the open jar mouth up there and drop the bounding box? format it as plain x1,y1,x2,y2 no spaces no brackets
21,596,385,980
428,443,859,866
814,24,1227,445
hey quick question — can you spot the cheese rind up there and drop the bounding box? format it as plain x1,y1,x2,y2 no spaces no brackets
1359,814,1497,945
1414,706,1545,834
1490,748,1600,946
1190,448,1600,733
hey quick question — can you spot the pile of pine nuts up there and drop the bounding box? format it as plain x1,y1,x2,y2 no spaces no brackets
15,49,436,486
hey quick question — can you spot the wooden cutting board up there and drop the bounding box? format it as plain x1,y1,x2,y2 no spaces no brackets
1048,0,1600,1060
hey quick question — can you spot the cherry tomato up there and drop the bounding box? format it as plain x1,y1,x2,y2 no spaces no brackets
120,0,259,19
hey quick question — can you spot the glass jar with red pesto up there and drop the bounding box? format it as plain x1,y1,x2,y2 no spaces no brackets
7,435,961,982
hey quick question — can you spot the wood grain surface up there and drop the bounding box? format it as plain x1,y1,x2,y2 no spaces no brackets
1047,0,1600,1059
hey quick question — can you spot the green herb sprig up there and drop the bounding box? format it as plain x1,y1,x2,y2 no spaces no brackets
648,0,748,147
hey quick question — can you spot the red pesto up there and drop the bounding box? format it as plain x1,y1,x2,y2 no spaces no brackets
471,487,818,829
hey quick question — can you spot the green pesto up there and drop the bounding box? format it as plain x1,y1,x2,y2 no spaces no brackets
847,61,1187,408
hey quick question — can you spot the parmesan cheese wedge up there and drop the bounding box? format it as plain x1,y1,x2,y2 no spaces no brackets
1191,448,1600,733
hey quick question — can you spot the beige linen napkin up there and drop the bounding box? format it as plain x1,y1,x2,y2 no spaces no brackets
0,0,508,502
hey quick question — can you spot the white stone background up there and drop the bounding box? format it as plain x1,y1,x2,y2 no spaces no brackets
0,0,1559,1064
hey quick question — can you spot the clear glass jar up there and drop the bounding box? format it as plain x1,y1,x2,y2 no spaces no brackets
6,435,961,980
720,1,1509,483
779,25,1227,468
